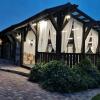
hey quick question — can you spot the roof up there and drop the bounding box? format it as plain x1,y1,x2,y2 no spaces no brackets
1,2,100,34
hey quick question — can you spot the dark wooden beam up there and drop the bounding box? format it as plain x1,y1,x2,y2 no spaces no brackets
23,26,28,42
71,14,85,24
98,33,100,54
81,24,92,54
56,12,63,53
84,25,92,40
97,32,100,53
9,34,17,63
29,23,37,36
48,15,58,31
29,23,38,63
20,28,26,66
35,23,38,63
1,43,4,58
76,9,95,22
10,33,18,42
82,18,88,21
61,19,69,30
75,13,82,18
6,35,14,44
81,24,86,54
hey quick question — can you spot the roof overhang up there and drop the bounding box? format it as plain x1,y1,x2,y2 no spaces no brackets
0,2,100,34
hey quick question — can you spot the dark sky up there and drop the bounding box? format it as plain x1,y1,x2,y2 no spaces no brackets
0,0,100,31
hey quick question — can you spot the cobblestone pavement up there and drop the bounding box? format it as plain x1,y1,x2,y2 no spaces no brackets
0,58,30,77
0,71,100,100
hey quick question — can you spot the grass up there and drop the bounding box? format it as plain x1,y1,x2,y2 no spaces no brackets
92,94,100,100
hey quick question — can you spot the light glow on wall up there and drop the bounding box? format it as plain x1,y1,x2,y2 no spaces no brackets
66,14,71,20
72,28,79,31
16,33,21,41
32,23,36,26
0,39,2,45
39,20,47,26
27,38,35,47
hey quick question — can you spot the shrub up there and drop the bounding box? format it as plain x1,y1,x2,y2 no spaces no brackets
70,66,98,92
78,57,94,71
78,57,100,85
41,60,70,92
29,58,100,93
29,63,44,82
97,59,100,71
92,94,100,100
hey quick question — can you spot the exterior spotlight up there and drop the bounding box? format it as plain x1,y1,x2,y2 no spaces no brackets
32,23,36,26
30,39,34,46
16,33,21,41
39,20,47,25
0,39,2,45
66,14,71,20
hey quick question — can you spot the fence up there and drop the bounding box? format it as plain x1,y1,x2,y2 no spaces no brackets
37,52,100,67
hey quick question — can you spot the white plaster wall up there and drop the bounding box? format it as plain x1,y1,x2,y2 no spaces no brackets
23,30,36,64
24,30,35,55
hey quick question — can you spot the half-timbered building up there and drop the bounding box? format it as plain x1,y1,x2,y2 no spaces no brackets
0,3,100,67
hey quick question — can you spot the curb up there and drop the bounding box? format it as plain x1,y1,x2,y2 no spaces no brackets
0,68,29,77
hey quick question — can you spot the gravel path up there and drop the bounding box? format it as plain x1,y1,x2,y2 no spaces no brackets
0,70,100,100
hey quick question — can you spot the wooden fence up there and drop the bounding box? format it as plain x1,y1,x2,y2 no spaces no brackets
37,52,100,67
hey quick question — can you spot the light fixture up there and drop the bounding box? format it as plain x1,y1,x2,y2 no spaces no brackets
30,39,34,46
32,23,36,26
66,14,71,20
16,33,21,41
39,20,47,25
0,39,2,45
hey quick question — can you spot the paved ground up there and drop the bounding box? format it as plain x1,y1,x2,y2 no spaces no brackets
0,66,30,76
0,59,100,100
0,70,100,100
0,59,30,77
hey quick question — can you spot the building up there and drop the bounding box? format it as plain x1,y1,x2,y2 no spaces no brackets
0,3,100,67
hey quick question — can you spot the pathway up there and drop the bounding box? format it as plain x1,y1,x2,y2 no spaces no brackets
0,59,100,100
0,71,100,100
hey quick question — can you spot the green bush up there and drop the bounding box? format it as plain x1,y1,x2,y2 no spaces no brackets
97,59,100,71
29,58,100,93
78,57,100,85
92,94,100,100
29,63,44,82
40,60,98,92
78,57,94,71
70,66,96,91
41,60,70,92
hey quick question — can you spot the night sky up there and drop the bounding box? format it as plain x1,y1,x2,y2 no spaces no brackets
0,0,100,31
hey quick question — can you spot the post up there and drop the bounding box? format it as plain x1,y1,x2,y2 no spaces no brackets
12,41,16,64
35,23,38,63
81,24,86,54
98,32,100,54
29,23,38,64
1,43,4,58
56,12,63,53
20,29,25,66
